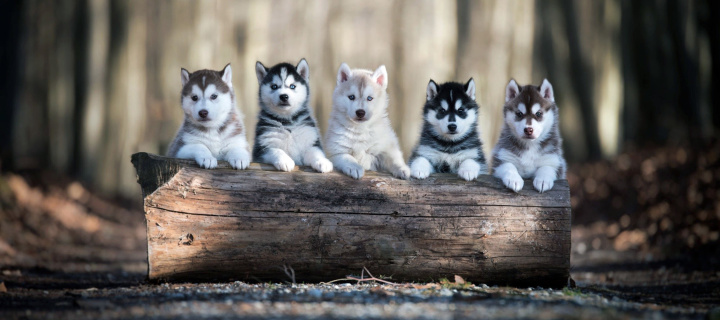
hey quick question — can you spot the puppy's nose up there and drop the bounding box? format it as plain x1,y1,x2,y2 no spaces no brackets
524,127,534,135
355,109,366,118
279,94,289,102
447,124,457,132
198,110,209,118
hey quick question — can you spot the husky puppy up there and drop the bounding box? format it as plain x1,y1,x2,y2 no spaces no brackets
325,63,410,179
167,64,250,170
252,59,332,173
409,79,487,181
492,79,567,193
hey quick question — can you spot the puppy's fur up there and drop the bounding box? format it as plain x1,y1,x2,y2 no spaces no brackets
492,79,566,192
325,63,410,179
252,59,332,173
167,64,250,170
409,79,488,181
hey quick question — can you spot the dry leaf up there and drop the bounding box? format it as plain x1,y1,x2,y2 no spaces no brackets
0,282,7,293
454,275,466,284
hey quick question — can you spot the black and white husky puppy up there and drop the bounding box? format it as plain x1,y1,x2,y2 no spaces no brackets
252,59,332,173
167,64,250,169
492,79,567,193
409,79,487,180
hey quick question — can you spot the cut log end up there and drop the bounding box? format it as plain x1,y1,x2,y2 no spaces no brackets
132,152,571,288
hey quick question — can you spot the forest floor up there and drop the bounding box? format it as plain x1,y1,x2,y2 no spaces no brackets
1,142,719,319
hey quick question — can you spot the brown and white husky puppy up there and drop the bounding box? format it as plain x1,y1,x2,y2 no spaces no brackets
492,79,566,193
167,64,251,169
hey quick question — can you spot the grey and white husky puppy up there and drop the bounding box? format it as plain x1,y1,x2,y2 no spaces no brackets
252,59,332,173
167,64,251,169
409,79,487,181
492,79,567,193
325,63,410,179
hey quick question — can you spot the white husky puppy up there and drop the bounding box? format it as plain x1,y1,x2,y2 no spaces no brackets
492,79,567,193
167,64,250,170
252,59,332,173
325,63,410,179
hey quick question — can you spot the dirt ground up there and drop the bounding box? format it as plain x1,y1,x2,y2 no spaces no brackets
1,143,719,319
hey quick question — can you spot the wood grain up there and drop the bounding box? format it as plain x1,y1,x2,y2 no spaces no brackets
132,152,571,287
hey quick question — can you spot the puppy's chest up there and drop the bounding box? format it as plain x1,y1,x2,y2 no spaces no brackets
511,146,544,178
417,145,476,172
262,124,317,152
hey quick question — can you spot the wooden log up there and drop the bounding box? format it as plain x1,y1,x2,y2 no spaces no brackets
131,152,571,287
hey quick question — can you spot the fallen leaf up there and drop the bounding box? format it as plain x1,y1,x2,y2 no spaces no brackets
454,275,466,285
0,282,7,293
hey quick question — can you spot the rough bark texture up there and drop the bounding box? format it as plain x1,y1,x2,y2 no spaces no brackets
131,152,571,287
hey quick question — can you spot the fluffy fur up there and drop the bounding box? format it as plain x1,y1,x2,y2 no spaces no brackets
325,63,410,179
492,79,567,193
409,79,488,181
167,64,250,170
252,59,332,173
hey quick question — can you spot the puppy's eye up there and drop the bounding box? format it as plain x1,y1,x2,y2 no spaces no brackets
348,95,355,101
271,84,278,90
290,84,296,89
515,111,523,118
210,94,218,100
367,96,373,101
458,108,465,113
535,111,543,118
191,95,199,101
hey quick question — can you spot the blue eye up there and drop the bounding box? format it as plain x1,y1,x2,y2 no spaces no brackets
348,95,355,101
271,84,278,90
367,96,373,101
210,94,218,100
535,111,543,117
290,84,296,89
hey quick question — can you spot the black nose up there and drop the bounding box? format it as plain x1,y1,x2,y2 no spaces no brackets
447,124,457,132
198,110,208,118
524,127,534,135
355,109,366,118
279,94,289,102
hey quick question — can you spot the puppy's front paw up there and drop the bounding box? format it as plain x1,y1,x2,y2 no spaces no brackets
533,174,555,193
458,168,479,181
412,167,430,179
502,172,524,192
273,155,295,172
342,163,364,179
312,158,333,173
393,165,411,180
228,154,250,170
197,157,218,169
410,158,431,179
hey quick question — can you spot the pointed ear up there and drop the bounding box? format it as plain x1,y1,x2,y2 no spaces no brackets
221,63,232,88
181,68,190,87
506,79,519,102
464,78,476,100
426,80,438,101
296,58,310,82
372,65,388,88
540,78,554,102
337,63,352,84
255,61,268,84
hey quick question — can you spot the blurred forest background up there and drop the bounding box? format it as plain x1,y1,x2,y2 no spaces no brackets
1,0,720,294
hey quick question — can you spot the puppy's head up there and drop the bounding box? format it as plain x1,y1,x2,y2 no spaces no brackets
256,59,310,117
424,78,478,141
503,79,557,141
332,63,389,123
181,64,234,127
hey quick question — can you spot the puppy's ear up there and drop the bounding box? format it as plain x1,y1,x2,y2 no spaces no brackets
296,58,310,82
181,68,190,87
426,80,438,101
540,78,554,102
464,78,476,100
506,79,519,102
337,63,352,84
221,63,232,88
372,65,388,89
255,61,268,84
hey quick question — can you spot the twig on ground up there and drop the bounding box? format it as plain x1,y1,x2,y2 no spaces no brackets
282,264,296,284
320,266,411,287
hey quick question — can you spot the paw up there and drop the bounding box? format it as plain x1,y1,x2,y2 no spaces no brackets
393,165,411,180
312,158,333,173
196,157,218,169
458,168,479,181
273,155,295,172
342,163,364,179
410,158,431,179
533,175,555,193
502,172,524,192
227,154,250,170
411,166,430,179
